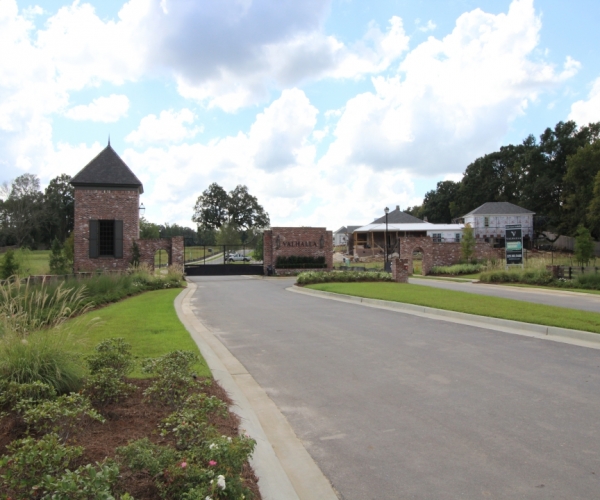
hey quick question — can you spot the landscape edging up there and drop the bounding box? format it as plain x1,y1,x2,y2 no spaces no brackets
175,282,340,500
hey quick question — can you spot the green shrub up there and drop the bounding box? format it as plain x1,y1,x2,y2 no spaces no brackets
0,249,20,279
429,263,484,275
49,237,69,275
17,392,105,441
141,351,199,407
116,438,179,477
159,393,227,449
0,433,83,498
40,459,120,500
0,330,85,394
573,272,600,289
296,270,392,285
201,434,257,475
0,380,56,410
479,269,554,286
83,368,136,407
86,337,134,377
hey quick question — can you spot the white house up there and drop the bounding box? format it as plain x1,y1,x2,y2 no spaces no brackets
461,202,534,245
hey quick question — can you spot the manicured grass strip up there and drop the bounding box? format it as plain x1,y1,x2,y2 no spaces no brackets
306,282,600,334
67,289,210,378
487,282,600,296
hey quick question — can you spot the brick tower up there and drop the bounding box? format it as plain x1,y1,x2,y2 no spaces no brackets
70,142,143,272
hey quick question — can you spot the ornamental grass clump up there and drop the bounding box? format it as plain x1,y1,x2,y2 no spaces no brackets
0,278,89,336
0,329,86,393
296,270,392,285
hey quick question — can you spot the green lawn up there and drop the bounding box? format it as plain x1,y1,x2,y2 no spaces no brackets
306,282,600,334
15,249,50,275
66,288,210,378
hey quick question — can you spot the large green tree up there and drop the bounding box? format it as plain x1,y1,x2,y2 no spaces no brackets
419,180,460,223
1,174,45,247
561,140,600,237
44,174,74,243
192,183,269,231
588,172,600,238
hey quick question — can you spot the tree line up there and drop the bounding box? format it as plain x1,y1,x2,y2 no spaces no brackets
0,171,270,253
405,120,600,239
0,173,74,249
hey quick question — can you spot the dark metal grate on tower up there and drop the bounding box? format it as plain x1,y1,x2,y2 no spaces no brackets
98,220,115,256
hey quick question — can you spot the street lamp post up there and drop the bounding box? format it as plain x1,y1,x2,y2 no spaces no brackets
384,206,389,270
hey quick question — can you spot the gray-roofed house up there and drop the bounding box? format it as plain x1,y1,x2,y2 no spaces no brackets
461,202,535,246
353,206,426,257
70,142,183,272
371,205,424,224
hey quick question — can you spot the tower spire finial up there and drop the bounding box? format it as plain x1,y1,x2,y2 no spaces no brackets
108,134,111,146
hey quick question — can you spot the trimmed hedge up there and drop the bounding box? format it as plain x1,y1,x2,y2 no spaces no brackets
429,263,484,275
296,270,392,285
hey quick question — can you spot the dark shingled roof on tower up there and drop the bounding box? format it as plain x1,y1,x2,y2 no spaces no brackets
463,202,534,216
371,206,424,224
70,144,144,193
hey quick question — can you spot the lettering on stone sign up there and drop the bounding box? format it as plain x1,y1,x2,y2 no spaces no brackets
281,241,318,247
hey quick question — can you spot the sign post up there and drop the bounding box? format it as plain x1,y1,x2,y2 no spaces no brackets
505,224,523,268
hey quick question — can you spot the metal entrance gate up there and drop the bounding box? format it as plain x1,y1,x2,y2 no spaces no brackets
183,243,264,276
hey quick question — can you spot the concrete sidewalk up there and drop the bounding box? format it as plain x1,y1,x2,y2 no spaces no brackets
174,281,339,500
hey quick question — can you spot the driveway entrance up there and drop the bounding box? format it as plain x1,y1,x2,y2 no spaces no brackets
188,276,600,500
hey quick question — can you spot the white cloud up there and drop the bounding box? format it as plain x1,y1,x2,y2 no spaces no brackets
416,19,436,33
249,89,318,172
65,94,129,122
171,13,409,111
125,109,201,146
568,77,600,126
319,0,579,177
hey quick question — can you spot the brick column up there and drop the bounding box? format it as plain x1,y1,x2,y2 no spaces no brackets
391,258,410,283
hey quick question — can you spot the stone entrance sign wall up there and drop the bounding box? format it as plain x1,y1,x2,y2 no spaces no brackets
263,227,333,274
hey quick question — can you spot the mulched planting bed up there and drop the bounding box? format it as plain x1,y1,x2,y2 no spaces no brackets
0,378,261,500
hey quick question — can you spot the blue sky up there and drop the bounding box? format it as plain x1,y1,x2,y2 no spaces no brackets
1,0,599,229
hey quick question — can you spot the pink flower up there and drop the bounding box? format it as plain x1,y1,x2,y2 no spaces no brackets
209,460,217,466
181,461,187,468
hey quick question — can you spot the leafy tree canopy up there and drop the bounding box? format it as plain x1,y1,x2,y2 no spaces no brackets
192,183,269,231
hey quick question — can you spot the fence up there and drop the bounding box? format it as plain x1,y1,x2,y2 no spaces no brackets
182,244,258,265
541,232,600,256
548,266,600,279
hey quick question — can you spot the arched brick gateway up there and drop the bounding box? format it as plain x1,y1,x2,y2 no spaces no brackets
398,236,503,276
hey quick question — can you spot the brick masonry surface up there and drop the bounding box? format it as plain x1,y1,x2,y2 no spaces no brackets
74,188,140,272
74,188,184,272
391,258,410,283
399,237,504,276
137,236,184,270
263,227,333,274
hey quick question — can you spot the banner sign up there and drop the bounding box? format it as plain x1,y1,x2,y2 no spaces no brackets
505,224,523,265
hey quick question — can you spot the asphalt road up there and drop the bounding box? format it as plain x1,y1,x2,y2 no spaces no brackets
409,277,600,313
189,276,600,499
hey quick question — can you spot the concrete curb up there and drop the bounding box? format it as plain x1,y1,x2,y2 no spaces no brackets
288,286,600,350
175,283,339,500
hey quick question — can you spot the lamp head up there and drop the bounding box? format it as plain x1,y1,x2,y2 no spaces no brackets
139,203,146,216
384,207,389,214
